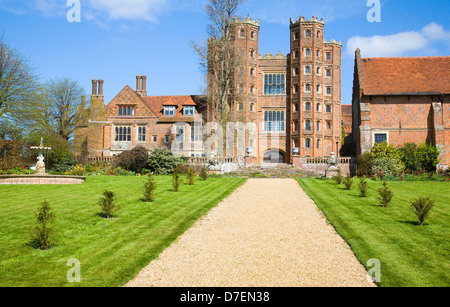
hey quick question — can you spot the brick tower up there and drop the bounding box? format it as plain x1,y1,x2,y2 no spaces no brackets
289,16,342,158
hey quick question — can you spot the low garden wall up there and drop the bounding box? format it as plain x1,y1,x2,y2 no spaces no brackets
292,156,357,176
0,175,86,185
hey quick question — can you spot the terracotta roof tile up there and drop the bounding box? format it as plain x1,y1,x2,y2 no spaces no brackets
361,56,450,95
142,96,198,118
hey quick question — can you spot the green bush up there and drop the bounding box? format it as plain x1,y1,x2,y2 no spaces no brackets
113,146,149,174
187,167,196,185
358,177,369,197
378,181,394,207
143,175,156,202
172,170,183,192
30,200,55,250
371,156,404,177
410,196,434,226
200,166,209,181
147,148,185,175
356,152,373,177
98,190,119,219
65,164,87,176
400,143,441,173
2,167,35,175
342,173,354,190
50,157,76,175
333,170,344,184
113,167,135,176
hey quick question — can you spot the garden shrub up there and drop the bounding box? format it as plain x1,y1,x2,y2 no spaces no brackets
143,175,156,202
410,196,434,226
147,148,185,175
378,181,394,207
65,164,87,176
30,200,55,250
113,167,135,176
50,157,76,174
200,166,209,181
187,167,196,185
342,173,354,190
172,170,183,192
371,156,404,177
333,170,344,184
358,177,369,197
113,146,149,173
356,152,373,177
416,143,440,172
98,190,119,219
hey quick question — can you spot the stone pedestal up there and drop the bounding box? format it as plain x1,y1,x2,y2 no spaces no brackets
292,155,301,167
245,156,254,168
325,167,340,178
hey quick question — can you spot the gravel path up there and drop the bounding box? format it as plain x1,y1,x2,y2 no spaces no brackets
125,179,376,287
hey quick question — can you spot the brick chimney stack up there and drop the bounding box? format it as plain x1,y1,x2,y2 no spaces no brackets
91,80,98,97
141,75,147,96
136,76,142,94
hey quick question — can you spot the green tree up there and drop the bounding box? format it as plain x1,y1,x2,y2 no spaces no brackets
0,36,41,118
30,200,55,250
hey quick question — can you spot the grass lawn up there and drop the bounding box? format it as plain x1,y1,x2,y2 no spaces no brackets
298,178,450,287
0,175,246,287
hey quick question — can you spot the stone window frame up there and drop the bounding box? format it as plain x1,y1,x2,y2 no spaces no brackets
264,110,285,132
264,73,286,95
138,126,146,143
118,105,135,116
372,131,390,146
115,126,132,142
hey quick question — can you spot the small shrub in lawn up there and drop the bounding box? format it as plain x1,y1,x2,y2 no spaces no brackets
98,190,119,219
30,200,55,250
378,181,394,207
410,196,434,226
333,171,344,184
358,177,369,197
172,170,183,192
200,166,209,181
187,167,196,185
143,175,156,202
342,174,354,190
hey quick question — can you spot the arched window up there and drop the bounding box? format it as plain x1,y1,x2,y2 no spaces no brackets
250,103,255,112
316,84,321,93
326,105,332,113
251,31,255,39
305,66,310,74
317,139,320,149
238,103,244,111
305,102,311,111
250,68,255,76
316,121,320,131
317,31,321,38
240,29,245,37
305,84,311,92
306,120,311,131
317,103,320,111
306,30,311,37
317,67,321,74
305,48,311,56
305,139,311,148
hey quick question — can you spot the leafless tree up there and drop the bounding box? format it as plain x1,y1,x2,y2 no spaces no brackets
191,0,245,153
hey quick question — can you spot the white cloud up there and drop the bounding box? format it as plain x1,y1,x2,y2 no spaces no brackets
346,23,450,57
88,0,169,22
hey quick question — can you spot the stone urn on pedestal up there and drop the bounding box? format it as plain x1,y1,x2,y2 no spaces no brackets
325,152,340,178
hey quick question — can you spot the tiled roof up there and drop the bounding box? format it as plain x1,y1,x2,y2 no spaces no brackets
142,96,198,118
341,104,352,115
360,56,450,95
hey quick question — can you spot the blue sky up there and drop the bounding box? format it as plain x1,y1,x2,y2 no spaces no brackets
1,0,449,105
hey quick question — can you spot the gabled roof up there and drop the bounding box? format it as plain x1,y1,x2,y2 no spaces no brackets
141,95,199,118
359,55,450,96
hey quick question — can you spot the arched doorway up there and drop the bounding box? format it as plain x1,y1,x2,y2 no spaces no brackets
263,149,285,164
